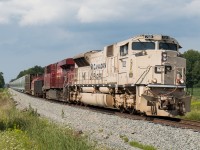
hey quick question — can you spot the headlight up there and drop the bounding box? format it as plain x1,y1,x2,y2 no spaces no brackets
152,78,157,83
176,72,184,84
180,79,184,84
162,52,167,62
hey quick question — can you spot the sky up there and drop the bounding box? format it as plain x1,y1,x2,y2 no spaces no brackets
1,0,200,83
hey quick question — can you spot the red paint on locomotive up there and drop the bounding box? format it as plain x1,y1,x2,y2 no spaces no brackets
43,58,75,90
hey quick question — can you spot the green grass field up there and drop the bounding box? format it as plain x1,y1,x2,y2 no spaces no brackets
187,87,200,100
182,88,200,121
0,89,95,150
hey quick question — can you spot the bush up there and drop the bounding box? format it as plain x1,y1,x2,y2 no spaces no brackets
183,111,200,121
0,128,38,150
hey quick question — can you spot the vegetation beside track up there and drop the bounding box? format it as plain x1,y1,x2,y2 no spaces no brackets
0,88,95,150
182,88,200,121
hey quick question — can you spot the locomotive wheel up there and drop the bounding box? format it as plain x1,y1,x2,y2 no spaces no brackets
119,106,125,113
76,101,81,105
128,108,135,114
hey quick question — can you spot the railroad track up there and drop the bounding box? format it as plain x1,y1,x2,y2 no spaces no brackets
148,118,200,132
80,105,200,132
115,112,200,132
176,119,200,131
17,92,200,132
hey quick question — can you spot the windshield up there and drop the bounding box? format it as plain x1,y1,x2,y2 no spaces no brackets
159,42,177,51
132,42,155,50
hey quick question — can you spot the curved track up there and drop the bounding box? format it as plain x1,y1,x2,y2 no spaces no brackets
69,102,200,132
116,113,200,132
17,91,200,132
79,105,200,132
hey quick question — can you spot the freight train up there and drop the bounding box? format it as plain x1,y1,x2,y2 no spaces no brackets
9,34,191,117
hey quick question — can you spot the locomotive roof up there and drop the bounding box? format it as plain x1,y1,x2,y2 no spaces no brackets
106,34,181,48
132,34,178,42
73,50,102,59
57,58,74,67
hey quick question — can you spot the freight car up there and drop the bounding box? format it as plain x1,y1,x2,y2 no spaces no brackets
9,74,34,93
9,34,191,117
31,76,44,97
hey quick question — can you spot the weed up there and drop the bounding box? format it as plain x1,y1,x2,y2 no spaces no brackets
0,128,38,150
129,141,157,150
119,135,129,143
61,109,64,118
183,110,200,121
181,93,200,121
28,104,39,117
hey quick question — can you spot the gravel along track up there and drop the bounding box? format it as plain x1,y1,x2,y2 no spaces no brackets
9,89,200,150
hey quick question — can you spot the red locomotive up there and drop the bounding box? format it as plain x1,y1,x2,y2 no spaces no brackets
43,58,75,100
12,58,75,101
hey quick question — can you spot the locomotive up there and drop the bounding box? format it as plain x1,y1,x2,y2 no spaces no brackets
9,34,191,117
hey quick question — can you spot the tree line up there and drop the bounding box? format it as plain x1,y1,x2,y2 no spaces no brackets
0,66,44,88
183,49,200,88
10,65,44,82
16,65,44,79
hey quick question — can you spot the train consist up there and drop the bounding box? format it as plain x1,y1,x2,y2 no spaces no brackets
9,34,191,117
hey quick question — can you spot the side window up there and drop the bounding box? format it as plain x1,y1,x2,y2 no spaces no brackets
107,45,114,57
120,43,129,56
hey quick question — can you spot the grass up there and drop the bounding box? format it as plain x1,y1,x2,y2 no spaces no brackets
0,128,38,150
187,87,200,99
182,98,200,121
182,88,200,121
0,88,95,150
119,135,129,143
120,135,157,150
129,141,157,150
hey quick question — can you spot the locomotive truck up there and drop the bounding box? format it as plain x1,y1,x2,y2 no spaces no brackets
10,34,191,117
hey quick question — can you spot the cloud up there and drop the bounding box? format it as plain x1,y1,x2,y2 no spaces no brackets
0,0,79,26
19,0,70,26
184,0,200,17
77,0,125,23
0,0,200,25
77,0,200,23
0,17,9,24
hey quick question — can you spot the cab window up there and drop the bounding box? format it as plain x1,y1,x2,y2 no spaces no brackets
159,42,177,51
132,42,155,50
120,43,128,56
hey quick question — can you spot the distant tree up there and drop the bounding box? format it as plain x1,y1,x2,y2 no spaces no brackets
16,65,44,79
0,72,5,88
183,49,200,88
10,79,15,83
192,60,200,87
